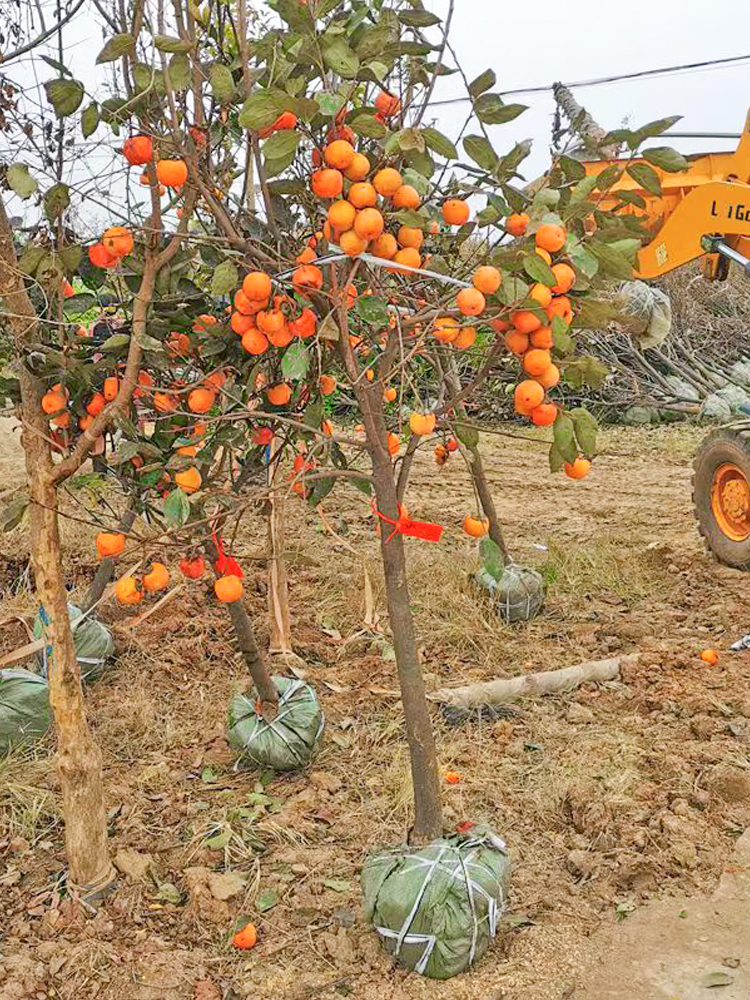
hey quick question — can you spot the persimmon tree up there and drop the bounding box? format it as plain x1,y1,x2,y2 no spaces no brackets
0,0,687,899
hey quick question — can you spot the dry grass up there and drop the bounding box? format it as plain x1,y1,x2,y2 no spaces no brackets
3,423,750,1000
0,741,59,844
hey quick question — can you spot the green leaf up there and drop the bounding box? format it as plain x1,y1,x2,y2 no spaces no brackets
497,276,529,306
168,52,190,91
399,9,441,26
702,972,735,989
558,155,586,182
614,190,646,209
100,333,131,351
589,242,634,281
323,878,352,892
455,422,479,449
211,260,238,298
571,407,598,457
350,113,387,139
357,23,398,60
631,115,682,145
548,444,565,473
18,245,46,274
156,882,182,904
468,68,496,98
551,314,576,355
522,253,555,286
356,294,389,326
553,412,577,464
44,78,84,117
627,162,662,196
351,478,372,496
479,536,504,582
392,209,428,228
573,298,619,329
315,92,345,117
564,355,608,389
204,829,231,850
565,238,599,280
594,164,623,191
238,90,287,131
323,37,360,78
63,292,96,316
81,102,99,138
642,146,688,173
308,477,335,505
2,496,28,532
35,252,64,286
44,182,70,222
463,135,497,172
281,341,309,381
304,397,324,429
403,149,435,179
164,488,190,527
474,94,527,125
6,164,38,200
256,888,279,912
498,140,532,177
95,33,135,63
154,34,192,53
568,175,598,205
421,127,457,160
263,129,301,161
210,64,235,102
476,205,500,226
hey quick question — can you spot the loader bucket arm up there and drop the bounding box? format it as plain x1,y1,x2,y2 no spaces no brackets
637,180,750,278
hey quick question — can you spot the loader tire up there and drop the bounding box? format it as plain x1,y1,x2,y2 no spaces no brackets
692,426,750,570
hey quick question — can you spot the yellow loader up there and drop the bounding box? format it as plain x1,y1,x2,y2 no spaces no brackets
582,110,750,568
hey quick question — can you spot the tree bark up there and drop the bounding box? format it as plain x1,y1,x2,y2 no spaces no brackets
266,438,293,657
204,537,278,715
84,506,137,611
0,196,114,898
429,654,638,708
227,599,279,715
337,298,443,843
444,365,509,560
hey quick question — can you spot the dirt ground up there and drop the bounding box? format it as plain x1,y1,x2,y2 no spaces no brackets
2,422,750,1000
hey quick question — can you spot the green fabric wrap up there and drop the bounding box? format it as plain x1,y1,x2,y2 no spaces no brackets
34,603,115,683
474,563,545,623
226,676,324,771
0,669,51,751
361,827,511,980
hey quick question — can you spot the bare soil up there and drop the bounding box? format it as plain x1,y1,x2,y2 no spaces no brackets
2,423,750,1000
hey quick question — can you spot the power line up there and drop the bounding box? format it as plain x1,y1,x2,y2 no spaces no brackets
428,53,750,107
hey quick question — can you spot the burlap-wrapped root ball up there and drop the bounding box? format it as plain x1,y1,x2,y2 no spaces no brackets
474,563,545,623
0,669,50,752
227,676,324,771
361,827,511,979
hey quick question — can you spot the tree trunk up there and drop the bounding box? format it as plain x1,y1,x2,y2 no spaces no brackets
337,314,443,843
266,438,293,657
204,538,279,715
0,195,114,899
22,377,115,898
444,365,509,560
226,599,279,716
84,506,137,611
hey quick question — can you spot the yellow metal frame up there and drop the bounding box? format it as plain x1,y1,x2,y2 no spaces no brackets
582,109,750,279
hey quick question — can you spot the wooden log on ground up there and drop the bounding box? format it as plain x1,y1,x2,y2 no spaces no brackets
428,654,638,708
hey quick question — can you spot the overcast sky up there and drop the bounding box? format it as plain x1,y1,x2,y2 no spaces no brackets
424,0,750,176
3,0,750,229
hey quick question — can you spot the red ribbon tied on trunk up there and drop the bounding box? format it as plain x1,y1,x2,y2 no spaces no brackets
212,528,244,578
371,502,444,543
